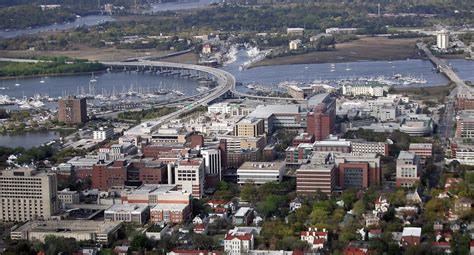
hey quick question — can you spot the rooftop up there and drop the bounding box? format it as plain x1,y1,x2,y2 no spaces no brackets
105,204,148,213
13,220,121,234
235,207,253,217
402,227,421,237
398,151,416,160
248,104,300,119
151,203,188,211
238,161,284,171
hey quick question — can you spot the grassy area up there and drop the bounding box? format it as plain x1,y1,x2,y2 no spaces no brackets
390,82,456,102
252,37,421,67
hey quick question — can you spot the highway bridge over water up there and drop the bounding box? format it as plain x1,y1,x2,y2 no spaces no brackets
101,60,305,136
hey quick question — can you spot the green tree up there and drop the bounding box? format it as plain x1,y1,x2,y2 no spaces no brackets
240,181,257,204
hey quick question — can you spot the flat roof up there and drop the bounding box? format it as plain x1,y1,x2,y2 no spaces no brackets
402,227,421,237
409,143,432,149
151,203,188,211
298,163,335,171
249,104,300,119
307,93,330,107
13,220,121,234
238,161,284,170
105,204,148,213
398,151,416,160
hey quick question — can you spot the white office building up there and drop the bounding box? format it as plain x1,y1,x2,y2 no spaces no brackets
436,30,449,49
237,161,285,185
93,127,114,141
201,148,222,179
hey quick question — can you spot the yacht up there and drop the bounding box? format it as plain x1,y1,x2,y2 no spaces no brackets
345,63,352,71
15,77,20,87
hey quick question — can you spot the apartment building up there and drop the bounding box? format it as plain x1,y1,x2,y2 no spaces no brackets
234,117,265,137
58,96,87,124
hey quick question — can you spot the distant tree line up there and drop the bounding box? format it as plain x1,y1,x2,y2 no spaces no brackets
0,57,105,77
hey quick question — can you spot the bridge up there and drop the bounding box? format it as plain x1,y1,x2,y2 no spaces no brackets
102,60,235,136
416,43,471,92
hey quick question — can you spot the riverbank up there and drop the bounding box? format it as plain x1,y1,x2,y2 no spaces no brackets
390,82,456,102
251,37,423,67
0,70,107,80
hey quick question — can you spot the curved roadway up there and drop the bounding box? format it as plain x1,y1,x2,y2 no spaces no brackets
101,60,235,135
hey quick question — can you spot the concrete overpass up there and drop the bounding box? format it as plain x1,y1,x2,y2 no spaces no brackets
101,60,235,136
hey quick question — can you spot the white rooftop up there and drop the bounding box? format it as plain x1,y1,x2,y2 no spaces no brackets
402,227,421,237
235,207,252,217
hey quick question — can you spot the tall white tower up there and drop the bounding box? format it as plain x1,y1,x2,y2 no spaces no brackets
436,30,449,49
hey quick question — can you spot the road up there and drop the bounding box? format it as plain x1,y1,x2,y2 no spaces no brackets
416,43,472,143
100,60,235,136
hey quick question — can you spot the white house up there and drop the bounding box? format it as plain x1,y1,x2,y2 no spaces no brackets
300,228,328,250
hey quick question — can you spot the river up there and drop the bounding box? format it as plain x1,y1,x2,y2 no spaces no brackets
0,130,71,149
0,15,115,39
221,48,474,93
148,0,216,12
0,71,200,99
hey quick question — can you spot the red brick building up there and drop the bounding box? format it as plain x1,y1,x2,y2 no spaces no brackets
307,102,335,141
58,96,87,124
335,155,381,189
91,161,130,191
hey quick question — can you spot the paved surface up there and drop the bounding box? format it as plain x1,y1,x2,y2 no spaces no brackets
416,43,472,143
102,60,235,135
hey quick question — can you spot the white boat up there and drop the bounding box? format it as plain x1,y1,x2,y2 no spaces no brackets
345,63,352,71
15,77,20,87
90,72,97,83
40,77,45,83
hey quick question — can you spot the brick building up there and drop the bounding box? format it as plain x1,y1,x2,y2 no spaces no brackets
58,96,87,124
91,161,130,191
307,99,335,141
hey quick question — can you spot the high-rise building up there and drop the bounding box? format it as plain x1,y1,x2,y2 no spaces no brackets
0,168,59,222
307,97,335,141
175,159,205,198
396,151,420,188
335,154,381,189
201,148,222,179
436,30,449,49
455,111,474,139
58,96,87,124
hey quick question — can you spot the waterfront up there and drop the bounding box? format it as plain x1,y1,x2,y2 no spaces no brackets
221,49,474,93
0,130,68,149
0,15,115,39
0,71,200,99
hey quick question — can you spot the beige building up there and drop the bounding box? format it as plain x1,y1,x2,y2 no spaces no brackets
0,168,59,222
234,117,265,137
289,39,302,50
175,159,205,199
237,161,286,185
11,220,122,244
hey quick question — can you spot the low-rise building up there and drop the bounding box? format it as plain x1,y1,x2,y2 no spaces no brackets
11,220,122,244
93,127,114,141
104,204,150,225
289,39,302,50
58,188,80,205
401,227,422,247
300,228,328,251
409,143,433,158
233,207,254,226
150,203,191,224
237,161,285,185
224,228,254,255
351,141,389,157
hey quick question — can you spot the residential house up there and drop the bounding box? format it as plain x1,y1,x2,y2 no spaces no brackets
300,228,328,251
400,227,421,247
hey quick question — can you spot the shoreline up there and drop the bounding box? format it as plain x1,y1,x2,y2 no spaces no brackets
0,69,108,80
250,37,424,68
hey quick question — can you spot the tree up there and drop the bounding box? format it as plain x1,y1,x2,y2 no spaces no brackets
43,235,78,255
192,234,216,250
130,234,152,252
258,194,286,218
240,181,257,204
